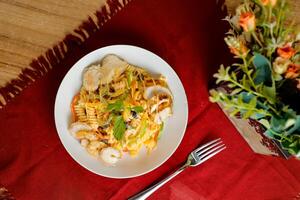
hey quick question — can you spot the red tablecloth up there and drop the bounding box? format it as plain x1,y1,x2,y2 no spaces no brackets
1,0,300,199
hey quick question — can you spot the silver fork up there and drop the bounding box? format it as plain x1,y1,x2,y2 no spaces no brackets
128,138,226,200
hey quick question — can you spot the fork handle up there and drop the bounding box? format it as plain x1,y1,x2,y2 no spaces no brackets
128,165,189,200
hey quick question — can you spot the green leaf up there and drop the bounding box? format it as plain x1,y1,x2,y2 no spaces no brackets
261,85,276,104
113,116,126,140
282,107,297,118
253,53,272,86
244,110,254,119
131,106,144,113
248,69,254,75
286,116,300,135
231,72,237,81
237,93,243,105
252,112,266,120
270,115,286,132
209,89,221,102
264,129,274,139
284,118,296,130
230,88,242,95
213,65,231,83
107,100,124,112
227,83,236,88
241,75,251,89
229,109,240,117
249,96,257,107
281,135,300,156
259,119,271,129
240,92,254,103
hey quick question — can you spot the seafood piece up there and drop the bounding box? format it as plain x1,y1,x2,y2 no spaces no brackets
86,148,99,157
99,147,121,165
75,131,89,139
99,54,128,84
83,65,102,91
69,122,92,137
154,107,172,124
143,85,172,100
85,132,98,141
88,141,105,150
86,141,106,157
80,139,89,147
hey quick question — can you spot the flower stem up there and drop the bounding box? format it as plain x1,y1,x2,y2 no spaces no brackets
268,5,272,22
242,56,256,89
251,32,263,47
275,1,284,36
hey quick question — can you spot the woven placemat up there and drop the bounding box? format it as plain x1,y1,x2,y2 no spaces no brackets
0,0,130,108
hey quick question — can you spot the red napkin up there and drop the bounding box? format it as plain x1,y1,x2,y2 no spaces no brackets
1,0,300,199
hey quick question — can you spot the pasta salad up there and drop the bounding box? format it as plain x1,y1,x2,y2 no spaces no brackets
69,54,173,165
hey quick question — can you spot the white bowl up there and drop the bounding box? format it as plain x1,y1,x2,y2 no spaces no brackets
54,45,188,178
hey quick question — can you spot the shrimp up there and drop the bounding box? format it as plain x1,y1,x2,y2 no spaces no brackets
69,122,92,137
99,147,121,165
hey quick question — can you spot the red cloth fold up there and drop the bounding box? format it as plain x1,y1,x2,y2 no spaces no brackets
1,0,300,199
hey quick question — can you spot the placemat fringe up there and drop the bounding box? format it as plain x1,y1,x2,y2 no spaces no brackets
0,0,131,109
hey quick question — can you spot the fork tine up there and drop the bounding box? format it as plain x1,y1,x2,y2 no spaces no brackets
196,140,223,155
199,145,226,163
194,138,221,153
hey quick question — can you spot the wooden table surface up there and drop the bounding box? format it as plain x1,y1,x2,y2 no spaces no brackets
0,0,107,86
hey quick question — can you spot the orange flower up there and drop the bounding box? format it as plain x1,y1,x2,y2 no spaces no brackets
239,12,256,32
229,45,247,57
270,0,277,6
261,0,269,5
261,0,276,6
225,36,248,57
285,64,300,79
273,57,291,74
277,45,296,59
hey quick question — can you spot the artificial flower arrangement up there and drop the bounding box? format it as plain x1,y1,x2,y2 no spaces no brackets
210,0,300,158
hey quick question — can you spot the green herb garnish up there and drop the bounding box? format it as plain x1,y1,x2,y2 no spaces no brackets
131,106,144,113
107,100,124,112
113,116,126,140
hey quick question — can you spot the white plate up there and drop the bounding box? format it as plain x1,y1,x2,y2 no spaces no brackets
54,45,188,178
